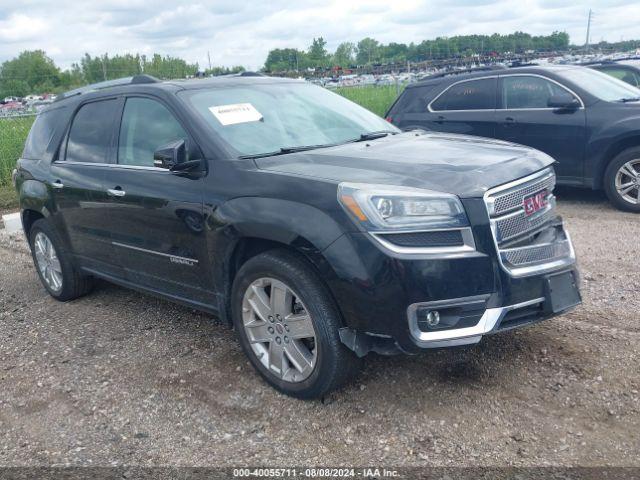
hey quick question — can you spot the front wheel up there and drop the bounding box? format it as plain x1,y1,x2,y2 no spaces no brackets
604,148,640,212
231,250,361,399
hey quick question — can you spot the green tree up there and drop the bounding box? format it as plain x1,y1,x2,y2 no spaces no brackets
264,48,306,72
333,42,356,67
0,50,61,96
356,38,380,64
308,37,329,68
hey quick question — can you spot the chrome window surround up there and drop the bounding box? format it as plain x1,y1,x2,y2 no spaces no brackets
407,296,545,348
484,168,576,278
427,73,585,113
370,227,476,256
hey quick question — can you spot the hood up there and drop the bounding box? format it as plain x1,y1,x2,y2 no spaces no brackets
255,131,555,198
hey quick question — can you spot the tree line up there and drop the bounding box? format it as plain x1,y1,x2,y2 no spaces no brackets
264,32,640,72
0,50,244,98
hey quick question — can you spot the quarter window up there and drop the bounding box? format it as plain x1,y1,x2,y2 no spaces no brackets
501,76,575,109
430,78,496,111
118,97,188,167
66,99,119,163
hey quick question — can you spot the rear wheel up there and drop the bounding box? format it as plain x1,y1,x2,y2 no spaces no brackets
232,250,361,399
604,148,640,212
28,219,93,301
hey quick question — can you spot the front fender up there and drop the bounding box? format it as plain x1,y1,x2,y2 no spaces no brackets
587,118,640,188
215,196,348,251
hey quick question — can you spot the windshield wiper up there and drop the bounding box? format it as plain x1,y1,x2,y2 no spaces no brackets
238,131,399,159
238,144,335,159
353,130,398,142
618,97,640,103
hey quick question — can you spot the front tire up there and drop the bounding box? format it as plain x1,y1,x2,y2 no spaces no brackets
604,147,640,212
28,219,93,301
231,249,361,399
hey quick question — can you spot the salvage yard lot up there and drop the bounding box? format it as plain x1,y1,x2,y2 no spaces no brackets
0,188,638,467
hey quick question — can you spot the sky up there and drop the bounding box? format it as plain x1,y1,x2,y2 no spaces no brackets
0,0,638,71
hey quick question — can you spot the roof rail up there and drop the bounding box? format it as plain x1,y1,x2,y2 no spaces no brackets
56,74,160,101
420,65,506,80
508,61,539,68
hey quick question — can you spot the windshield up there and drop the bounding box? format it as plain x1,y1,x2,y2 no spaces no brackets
181,82,398,157
556,67,640,102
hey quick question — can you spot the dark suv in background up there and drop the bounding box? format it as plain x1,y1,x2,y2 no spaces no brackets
387,65,640,211
584,59,640,87
14,74,581,398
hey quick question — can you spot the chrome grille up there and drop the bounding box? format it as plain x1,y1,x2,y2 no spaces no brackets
494,198,556,242
484,168,575,277
491,173,555,216
501,240,572,266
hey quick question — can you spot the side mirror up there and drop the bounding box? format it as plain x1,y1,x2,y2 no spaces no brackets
153,139,201,172
547,94,580,110
154,139,186,169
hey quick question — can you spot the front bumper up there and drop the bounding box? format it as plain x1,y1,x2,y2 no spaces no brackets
321,198,581,356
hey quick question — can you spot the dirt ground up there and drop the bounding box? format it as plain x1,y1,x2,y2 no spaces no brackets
0,187,638,468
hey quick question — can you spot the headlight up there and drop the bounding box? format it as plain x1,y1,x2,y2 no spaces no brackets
337,183,469,231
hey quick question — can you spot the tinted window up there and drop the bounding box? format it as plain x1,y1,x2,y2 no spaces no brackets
430,78,496,111
501,76,573,109
556,67,640,102
599,67,640,87
23,107,66,160
118,97,188,167
66,99,119,163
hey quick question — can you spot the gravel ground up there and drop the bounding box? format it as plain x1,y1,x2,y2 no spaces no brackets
0,188,638,468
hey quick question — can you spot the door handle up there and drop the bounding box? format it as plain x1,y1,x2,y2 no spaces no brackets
107,187,126,197
51,180,64,189
503,116,516,124
435,115,446,124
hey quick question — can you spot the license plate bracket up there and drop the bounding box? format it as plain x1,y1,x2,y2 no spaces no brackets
545,271,581,313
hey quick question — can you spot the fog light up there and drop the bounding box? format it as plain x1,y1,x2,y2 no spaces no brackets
426,310,440,327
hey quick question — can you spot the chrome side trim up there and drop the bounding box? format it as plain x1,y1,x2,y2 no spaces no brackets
408,297,545,347
369,227,476,256
52,160,168,172
111,241,199,264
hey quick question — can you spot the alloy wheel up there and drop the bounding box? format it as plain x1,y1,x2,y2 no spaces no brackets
615,159,640,204
241,277,317,383
34,232,63,293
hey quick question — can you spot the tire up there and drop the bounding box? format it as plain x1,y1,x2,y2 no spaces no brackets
231,249,362,399
603,147,640,212
28,219,93,301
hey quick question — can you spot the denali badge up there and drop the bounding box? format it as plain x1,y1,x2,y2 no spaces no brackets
523,190,549,216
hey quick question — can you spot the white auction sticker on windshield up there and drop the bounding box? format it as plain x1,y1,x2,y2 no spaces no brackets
208,103,263,126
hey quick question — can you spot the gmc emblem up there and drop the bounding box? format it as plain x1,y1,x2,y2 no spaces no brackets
523,190,549,216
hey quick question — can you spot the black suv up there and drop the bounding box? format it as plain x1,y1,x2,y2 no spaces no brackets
14,74,581,398
386,65,640,211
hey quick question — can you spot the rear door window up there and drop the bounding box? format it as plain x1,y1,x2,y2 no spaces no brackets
117,97,188,167
430,78,497,111
500,75,576,109
65,99,119,164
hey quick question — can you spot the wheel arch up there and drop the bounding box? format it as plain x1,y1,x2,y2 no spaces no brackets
594,135,640,189
213,197,350,325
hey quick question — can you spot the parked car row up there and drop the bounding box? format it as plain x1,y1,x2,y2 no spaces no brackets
386,64,640,212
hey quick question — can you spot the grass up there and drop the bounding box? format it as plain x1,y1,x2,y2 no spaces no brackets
0,115,35,186
334,84,403,117
0,184,18,211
